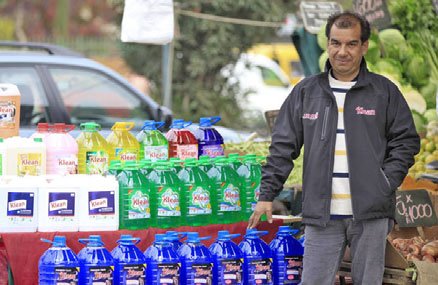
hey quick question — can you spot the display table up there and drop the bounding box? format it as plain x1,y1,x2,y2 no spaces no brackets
0,220,282,285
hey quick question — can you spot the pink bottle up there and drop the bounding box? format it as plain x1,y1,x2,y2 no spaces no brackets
45,123,78,175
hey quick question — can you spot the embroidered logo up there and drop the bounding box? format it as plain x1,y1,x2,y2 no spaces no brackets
355,106,375,116
302,112,319,120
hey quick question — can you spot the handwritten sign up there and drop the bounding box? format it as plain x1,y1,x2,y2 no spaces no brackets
300,1,343,34
353,0,392,30
395,189,438,227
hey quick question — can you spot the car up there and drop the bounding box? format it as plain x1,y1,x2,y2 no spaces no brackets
0,41,172,138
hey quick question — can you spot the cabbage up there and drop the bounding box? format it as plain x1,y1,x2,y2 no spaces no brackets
404,54,431,88
375,59,403,82
423,109,438,123
317,24,327,50
420,80,438,109
364,40,380,64
380,73,402,90
319,51,328,72
378,29,407,60
411,111,427,134
400,85,427,113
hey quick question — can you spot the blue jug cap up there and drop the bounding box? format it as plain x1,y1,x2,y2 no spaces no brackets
155,234,170,243
118,234,140,245
244,229,269,238
142,120,165,130
217,230,240,241
186,232,210,243
170,119,192,129
277,226,299,235
41,236,67,247
199,116,221,127
166,231,187,241
79,235,104,247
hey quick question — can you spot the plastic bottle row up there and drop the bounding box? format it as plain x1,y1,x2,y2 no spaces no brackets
0,117,224,176
114,154,262,230
39,226,305,285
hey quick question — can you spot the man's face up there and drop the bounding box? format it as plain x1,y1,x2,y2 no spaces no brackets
327,23,368,81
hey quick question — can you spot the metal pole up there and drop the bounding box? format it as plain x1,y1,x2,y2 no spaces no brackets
162,41,174,109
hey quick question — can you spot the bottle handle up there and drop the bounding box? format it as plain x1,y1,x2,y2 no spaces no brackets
154,121,165,129
228,233,241,239
64,124,75,133
210,116,221,125
199,236,211,241
40,238,53,244
78,238,103,246
117,237,141,245
183,121,192,128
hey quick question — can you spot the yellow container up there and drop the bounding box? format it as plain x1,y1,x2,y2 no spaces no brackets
106,122,139,163
76,122,110,174
0,84,21,139
4,136,46,176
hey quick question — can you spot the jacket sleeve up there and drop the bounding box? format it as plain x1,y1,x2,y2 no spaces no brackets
259,86,304,202
383,83,420,189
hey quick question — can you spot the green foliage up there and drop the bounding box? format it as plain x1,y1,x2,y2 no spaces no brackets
0,17,14,40
116,0,291,129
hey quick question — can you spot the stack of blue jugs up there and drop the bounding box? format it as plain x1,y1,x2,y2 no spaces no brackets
38,236,80,284
178,232,214,285
111,234,147,284
144,233,181,284
239,228,274,285
209,230,244,285
270,226,304,284
77,235,115,284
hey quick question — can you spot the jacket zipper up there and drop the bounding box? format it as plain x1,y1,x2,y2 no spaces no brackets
343,91,356,221
321,106,330,140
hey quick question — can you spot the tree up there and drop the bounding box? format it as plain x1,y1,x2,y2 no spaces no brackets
116,0,292,130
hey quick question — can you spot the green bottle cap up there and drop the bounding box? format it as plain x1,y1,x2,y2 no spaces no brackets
124,161,139,170
80,122,101,132
228,153,240,158
0,138,3,143
184,158,198,167
109,160,122,169
33,138,43,143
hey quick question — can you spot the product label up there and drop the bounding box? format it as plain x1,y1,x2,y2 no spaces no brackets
189,186,212,215
17,153,42,176
88,266,113,284
192,263,213,284
7,192,34,219
0,101,16,127
249,259,273,285
121,264,146,284
199,144,224,157
176,144,198,160
283,256,302,284
157,263,180,285
251,183,261,211
128,189,150,219
115,147,138,162
54,267,79,284
88,191,115,220
48,192,75,217
219,183,241,212
86,151,109,174
158,188,181,217
56,154,78,175
144,145,168,161
220,259,243,285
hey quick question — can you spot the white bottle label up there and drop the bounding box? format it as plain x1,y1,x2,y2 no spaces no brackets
7,192,34,224
144,145,168,161
55,154,78,175
176,144,198,160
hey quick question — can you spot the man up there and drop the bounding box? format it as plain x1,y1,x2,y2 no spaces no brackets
248,12,420,284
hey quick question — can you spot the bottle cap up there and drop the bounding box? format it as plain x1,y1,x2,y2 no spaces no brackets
80,122,101,132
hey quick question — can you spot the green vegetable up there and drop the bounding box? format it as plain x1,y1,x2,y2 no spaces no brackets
378,29,407,61
411,111,427,134
317,24,327,51
420,80,438,109
364,40,380,64
423,109,438,123
403,54,431,88
400,85,427,113
319,51,328,72
375,59,403,82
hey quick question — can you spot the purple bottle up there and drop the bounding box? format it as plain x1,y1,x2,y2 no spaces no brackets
195,116,224,158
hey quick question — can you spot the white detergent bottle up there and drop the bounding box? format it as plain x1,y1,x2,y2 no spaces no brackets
5,136,46,176
0,176,40,232
38,175,79,232
77,174,119,231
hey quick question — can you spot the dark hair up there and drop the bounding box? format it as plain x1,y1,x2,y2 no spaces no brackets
325,11,370,43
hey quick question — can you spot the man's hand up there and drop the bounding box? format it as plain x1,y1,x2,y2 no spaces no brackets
247,201,273,229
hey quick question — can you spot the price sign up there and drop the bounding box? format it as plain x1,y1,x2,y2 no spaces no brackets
300,1,343,34
395,189,438,227
353,0,392,30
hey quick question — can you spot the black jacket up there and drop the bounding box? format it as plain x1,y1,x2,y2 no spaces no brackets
259,60,420,226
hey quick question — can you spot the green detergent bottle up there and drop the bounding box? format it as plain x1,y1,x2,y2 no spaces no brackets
136,120,168,161
178,158,216,226
108,160,122,176
169,157,184,174
227,153,243,171
198,155,213,173
139,159,154,177
118,161,154,229
207,157,243,224
148,161,184,228
237,154,262,220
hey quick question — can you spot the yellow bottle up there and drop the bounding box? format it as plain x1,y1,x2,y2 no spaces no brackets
106,122,140,164
76,122,110,174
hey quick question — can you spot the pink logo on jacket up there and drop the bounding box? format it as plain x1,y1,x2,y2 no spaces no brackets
302,112,319,120
355,106,375,116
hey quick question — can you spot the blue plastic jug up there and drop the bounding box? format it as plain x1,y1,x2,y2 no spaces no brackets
166,231,186,252
269,226,304,284
38,236,80,285
111,234,147,285
144,233,181,285
177,232,214,285
195,116,225,158
239,229,274,285
209,230,244,285
77,235,115,284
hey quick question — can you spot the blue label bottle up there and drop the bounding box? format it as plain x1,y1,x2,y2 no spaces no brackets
195,116,225,158
239,229,274,285
111,234,147,285
38,236,80,285
144,233,181,285
269,226,304,284
77,235,114,284
209,230,244,285
177,232,213,285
